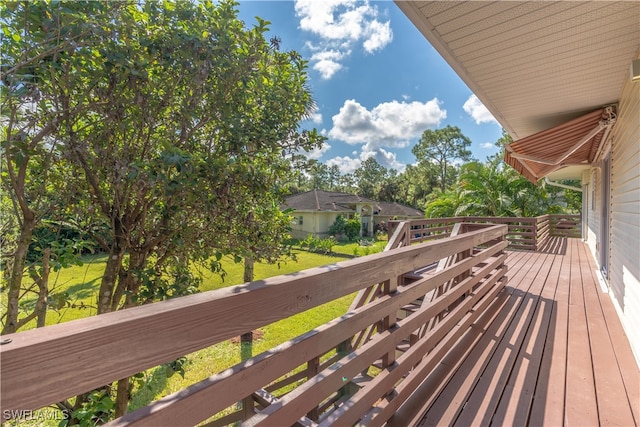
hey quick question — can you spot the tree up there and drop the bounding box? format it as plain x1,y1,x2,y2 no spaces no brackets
412,125,473,191
1,1,119,334
1,0,322,418
425,132,579,218
328,164,341,191
307,160,331,190
354,157,389,198
336,172,357,193
395,162,440,208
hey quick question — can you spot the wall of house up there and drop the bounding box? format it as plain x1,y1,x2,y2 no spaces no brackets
609,68,640,365
289,212,343,239
316,212,340,237
587,66,640,366
289,212,311,239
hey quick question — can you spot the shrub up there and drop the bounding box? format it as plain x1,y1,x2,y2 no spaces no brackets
344,217,361,241
316,237,337,254
328,215,347,238
299,234,335,255
329,214,361,241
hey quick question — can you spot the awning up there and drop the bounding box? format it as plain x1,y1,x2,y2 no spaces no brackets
504,106,617,183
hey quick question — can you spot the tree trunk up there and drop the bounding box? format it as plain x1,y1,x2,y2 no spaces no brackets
35,248,51,328
240,257,254,419
114,377,129,418
111,251,147,418
97,246,124,315
2,212,35,335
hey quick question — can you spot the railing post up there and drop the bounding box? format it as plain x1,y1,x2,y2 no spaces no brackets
404,223,411,247
241,331,255,420
306,356,320,421
381,276,399,368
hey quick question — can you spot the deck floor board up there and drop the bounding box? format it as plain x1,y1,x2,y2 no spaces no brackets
410,237,639,427
415,249,541,426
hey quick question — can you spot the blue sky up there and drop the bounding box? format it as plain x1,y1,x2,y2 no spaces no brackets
236,0,504,174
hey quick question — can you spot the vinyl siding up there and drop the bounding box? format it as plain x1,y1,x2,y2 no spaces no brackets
609,69,640,366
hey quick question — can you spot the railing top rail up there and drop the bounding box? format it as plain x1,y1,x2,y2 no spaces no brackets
1,224,508,412
388,216,544,225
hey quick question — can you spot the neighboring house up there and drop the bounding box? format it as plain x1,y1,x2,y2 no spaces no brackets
398,1,640,366
282,190,423,239
372,201,425,227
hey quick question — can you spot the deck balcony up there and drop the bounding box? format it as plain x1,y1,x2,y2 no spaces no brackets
1,216,638,426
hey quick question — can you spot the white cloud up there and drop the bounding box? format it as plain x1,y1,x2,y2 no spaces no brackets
310,49,347,79
481,142,495,149
299,142,331,160
309,112,323,124
328,147,406,174
302,111,324,126
328,98,446,150
463,94,498,125
363,19,392,53
363,147,406,172
294,0,393,79
326,155,361,174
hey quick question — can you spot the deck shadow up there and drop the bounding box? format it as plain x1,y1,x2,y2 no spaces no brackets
536,236,567,255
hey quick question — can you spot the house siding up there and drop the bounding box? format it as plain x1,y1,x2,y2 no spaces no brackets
601,69,640,366
289,212,343,239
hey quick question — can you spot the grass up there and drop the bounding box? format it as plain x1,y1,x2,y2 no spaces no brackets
331,239,387,256
4,247,360,425
290,234,388,257
8,250,345,330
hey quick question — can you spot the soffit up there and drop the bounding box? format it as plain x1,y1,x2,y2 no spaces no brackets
396,1,640,139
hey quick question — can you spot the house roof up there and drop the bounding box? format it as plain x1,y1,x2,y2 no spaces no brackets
374,201,424,218
396,1,640,181
283,190,376,212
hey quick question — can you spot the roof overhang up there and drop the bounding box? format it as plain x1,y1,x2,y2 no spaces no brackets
396,1,639,182
504,105,616,183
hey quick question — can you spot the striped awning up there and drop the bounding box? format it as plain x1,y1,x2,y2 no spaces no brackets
504,106,616,183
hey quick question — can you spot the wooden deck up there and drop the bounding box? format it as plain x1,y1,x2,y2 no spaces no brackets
2,230,638,426
391,237,639,427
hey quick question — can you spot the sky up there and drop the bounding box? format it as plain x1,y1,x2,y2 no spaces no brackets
236,0,504,175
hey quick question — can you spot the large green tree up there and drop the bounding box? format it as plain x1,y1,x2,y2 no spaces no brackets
425,129,580,218
1,0,322,417
354,157,390,199
1,1,120,334
412,125,473,191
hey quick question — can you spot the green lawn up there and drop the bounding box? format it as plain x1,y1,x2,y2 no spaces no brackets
330,239,387,256
9,250,347,329
5,248,359,424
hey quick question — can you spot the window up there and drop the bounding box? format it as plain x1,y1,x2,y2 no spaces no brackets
298,216,304,225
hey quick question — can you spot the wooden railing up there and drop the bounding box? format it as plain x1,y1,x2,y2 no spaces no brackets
549,214,581,238
386,214,581,252
1,224,508,426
